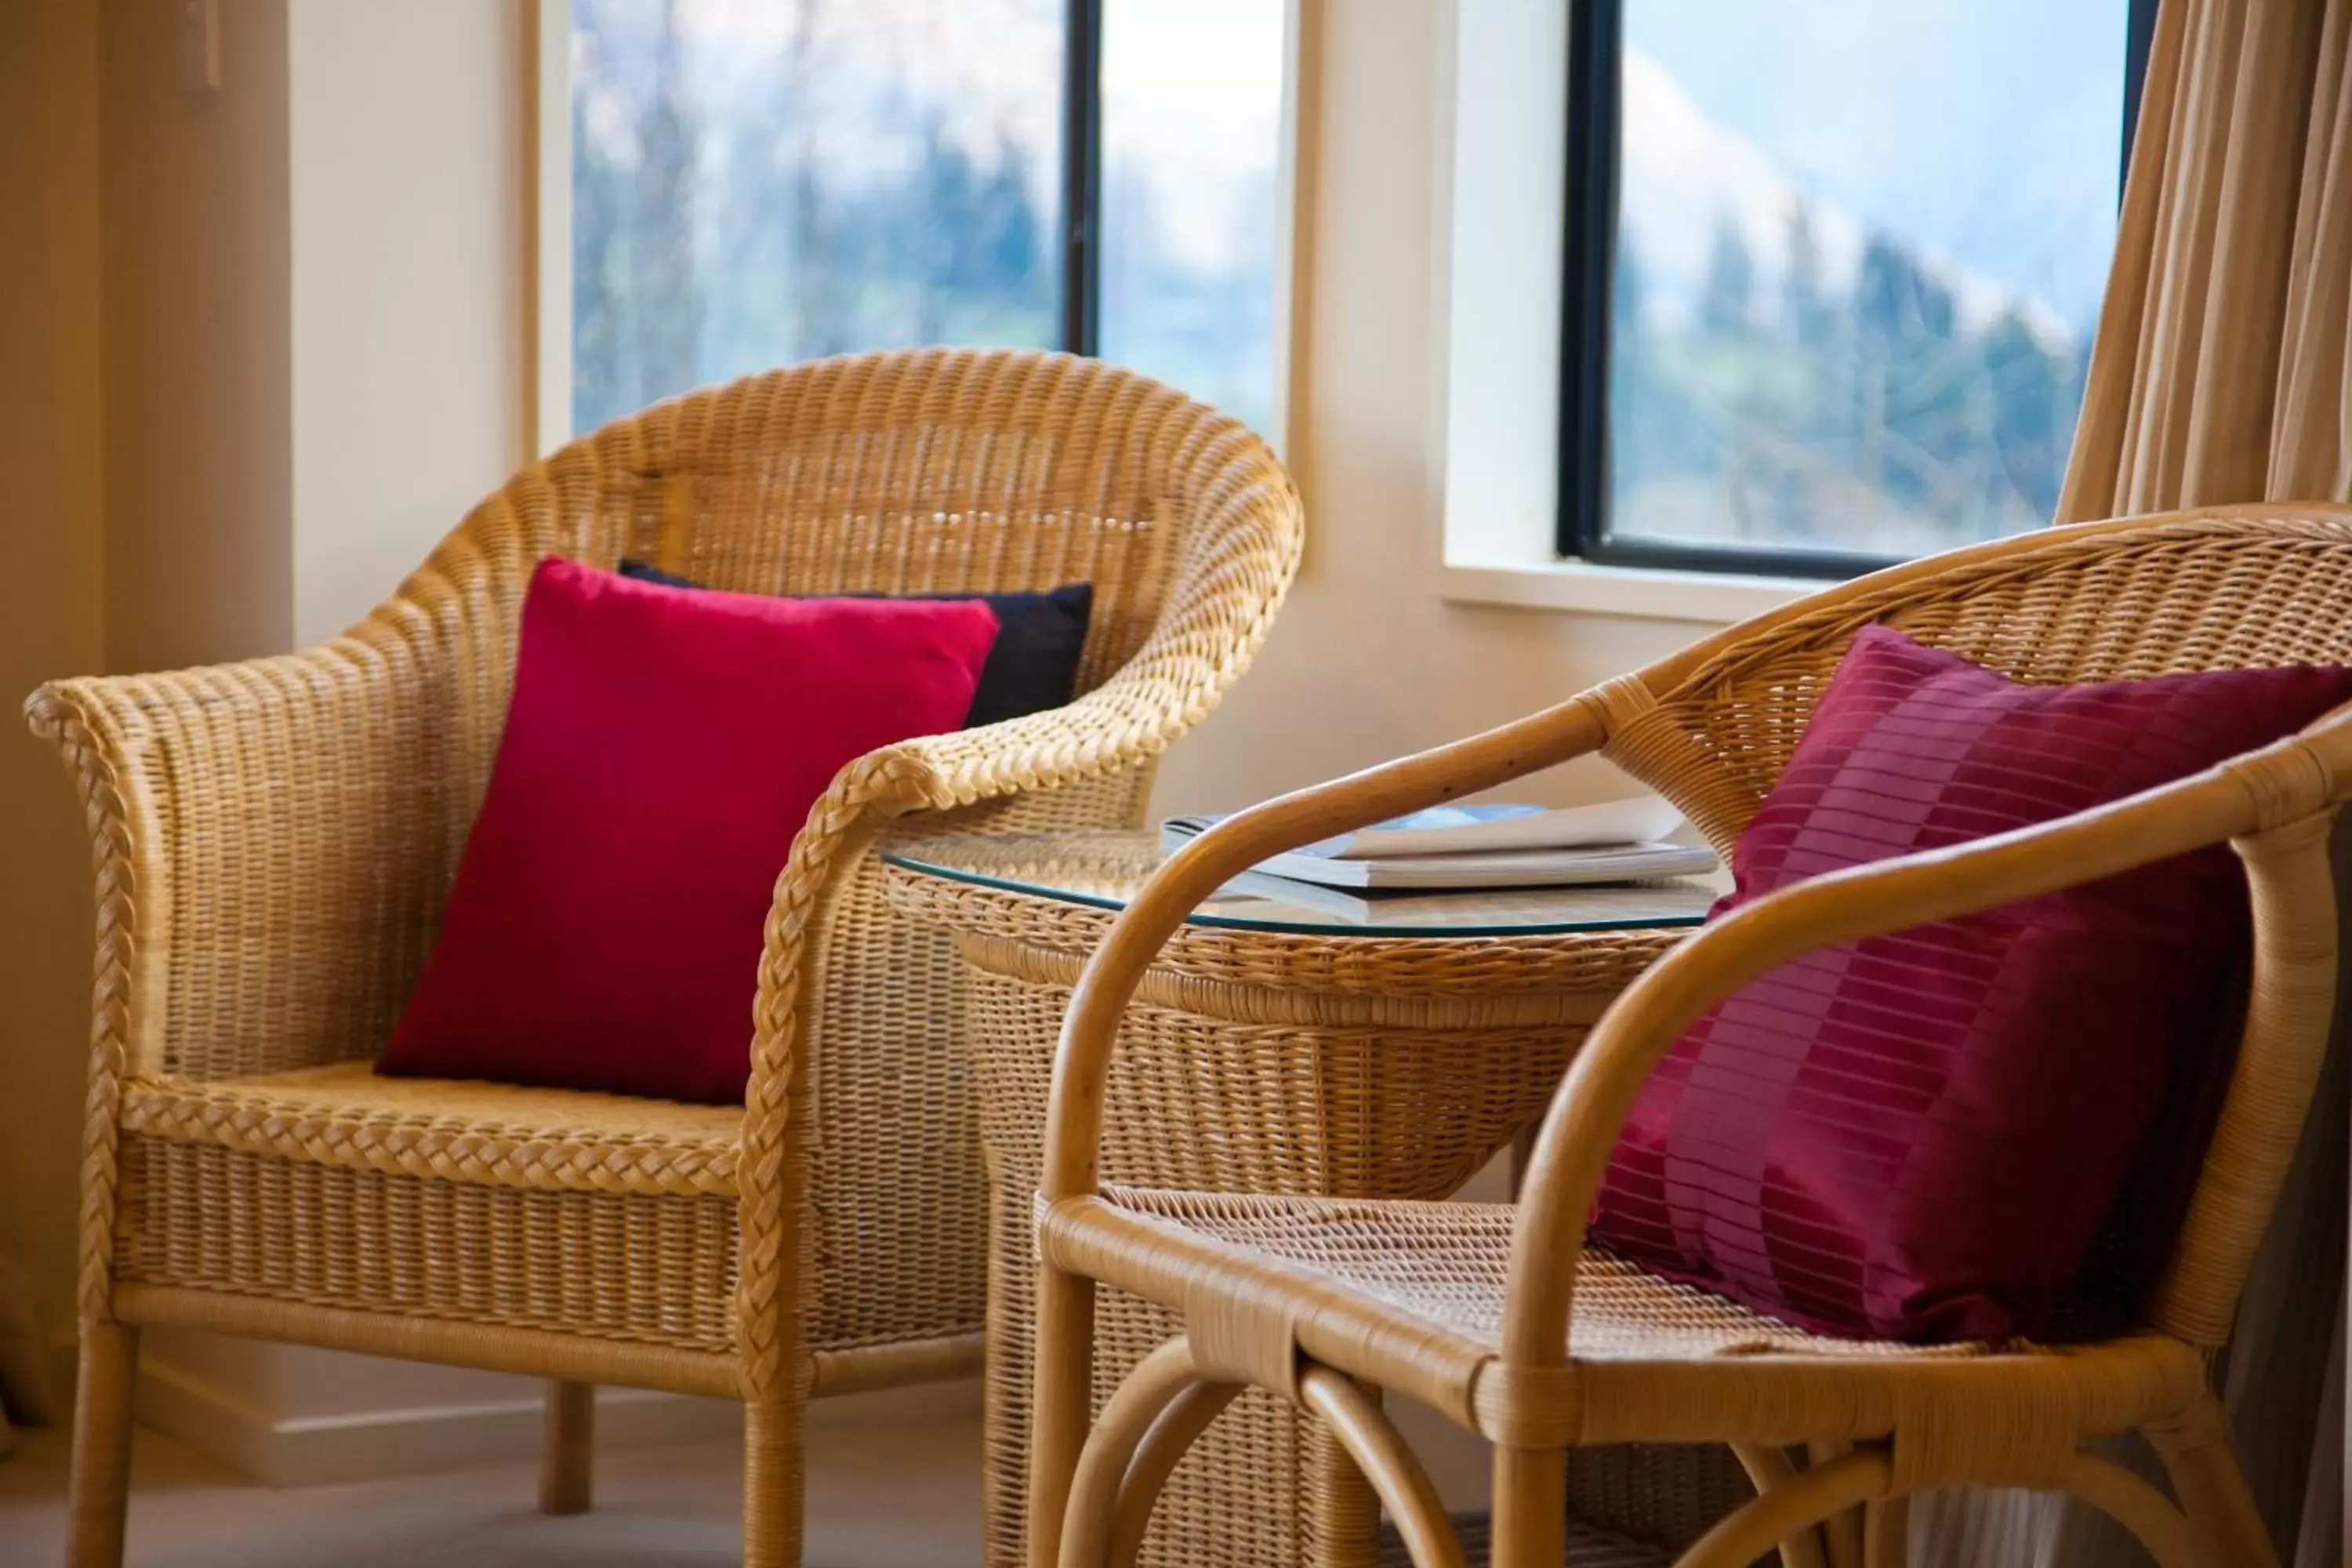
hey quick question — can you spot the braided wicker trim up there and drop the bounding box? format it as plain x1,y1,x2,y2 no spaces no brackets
24,688,140,1328
114,1283,746,1395
119,1076,741,1197
740,775,887,1405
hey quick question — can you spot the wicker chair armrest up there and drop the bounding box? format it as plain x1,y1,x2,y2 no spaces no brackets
734,663,1209,1123
882,667,1224,811
728,666,1202,1192
727,631,1277,1386
24,622,448,1083
1499,726,2349,1367
732,452,1312,1128
884,494,1305,811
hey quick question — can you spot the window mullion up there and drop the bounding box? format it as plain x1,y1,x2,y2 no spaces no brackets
1558,0,1624,560
1060,0,1105,356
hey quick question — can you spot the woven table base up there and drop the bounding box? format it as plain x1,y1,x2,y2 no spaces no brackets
885,837,1693,1568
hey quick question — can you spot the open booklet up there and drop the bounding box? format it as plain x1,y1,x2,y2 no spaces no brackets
1160,796,1719,891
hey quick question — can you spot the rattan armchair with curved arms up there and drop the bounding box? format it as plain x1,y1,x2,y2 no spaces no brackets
26,349,1302,1568
1027,504,2352,1568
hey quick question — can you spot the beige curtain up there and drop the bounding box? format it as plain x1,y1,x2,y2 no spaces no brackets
2058,0,2351,517
1964,1,2352,1563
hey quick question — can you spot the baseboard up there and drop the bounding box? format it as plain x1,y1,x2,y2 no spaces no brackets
127,1346,981,1487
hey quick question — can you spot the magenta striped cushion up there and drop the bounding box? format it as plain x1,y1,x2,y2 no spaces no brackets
1589,625,2352,1343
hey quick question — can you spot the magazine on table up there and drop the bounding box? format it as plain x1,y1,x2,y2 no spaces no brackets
1215,869,1720,927
1160,796,1718,891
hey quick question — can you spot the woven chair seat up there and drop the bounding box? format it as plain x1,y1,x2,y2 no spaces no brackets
1068,1186,2205,1451
1096,1185,1969,1361
118,1061,743,1198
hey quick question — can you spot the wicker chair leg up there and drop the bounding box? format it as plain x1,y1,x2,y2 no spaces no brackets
1729,1444,1830,1568
743,1398,803,1568
1673,1451,1891,1568
67,1322,138,1568
1057,1340,1201,1568
539,1380,595,1515
2147,1409,2282,1568
1108,1378,1242,1567
1298,1370,1464,1568
1860,1497,1907,1568
1805,1443,1864,1568
1029,1268,1098,1568
1486,1443,1564,1568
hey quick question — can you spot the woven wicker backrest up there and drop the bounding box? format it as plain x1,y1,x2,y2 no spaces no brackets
385,348,1258,869
118,348,1284,1091
1599,503,2352,1345
1607,506,2352,855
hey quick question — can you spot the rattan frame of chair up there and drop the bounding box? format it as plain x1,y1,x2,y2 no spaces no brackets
1026,503,2352,1568
25,348,1303,1568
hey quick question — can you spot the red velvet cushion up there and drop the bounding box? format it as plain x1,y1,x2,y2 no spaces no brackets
379,559,998,1104
1590,626,2352,1343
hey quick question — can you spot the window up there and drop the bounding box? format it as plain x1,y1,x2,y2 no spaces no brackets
566,0,1284,439
1559,0,2160,575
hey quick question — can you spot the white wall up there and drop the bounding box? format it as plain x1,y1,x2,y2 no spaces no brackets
1155,0,1700,818
98,0,295,679
288,0,533,644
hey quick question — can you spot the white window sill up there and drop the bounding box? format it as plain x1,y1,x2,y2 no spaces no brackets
1437,557,1816,626
1431,14,1817,634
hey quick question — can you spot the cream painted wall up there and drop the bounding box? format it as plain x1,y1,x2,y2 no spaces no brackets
1152,0,1697,819
99,0,293,678
0,0,108,1368
288,0,532,644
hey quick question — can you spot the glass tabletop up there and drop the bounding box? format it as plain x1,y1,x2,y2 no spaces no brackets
883,830,1724,938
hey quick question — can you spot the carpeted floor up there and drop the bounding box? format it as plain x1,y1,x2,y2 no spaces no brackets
0,1417,1682,1567
0,1414,979,1568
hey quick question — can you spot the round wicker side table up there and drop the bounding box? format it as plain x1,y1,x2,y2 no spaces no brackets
880,831,1718,1568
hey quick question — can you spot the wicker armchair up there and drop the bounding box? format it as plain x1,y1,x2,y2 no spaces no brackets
1028,503,2351,1568
27,348,1303,1568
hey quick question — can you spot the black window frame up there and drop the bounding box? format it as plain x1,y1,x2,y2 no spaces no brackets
1555,0,2163,579
1059,0,1106,356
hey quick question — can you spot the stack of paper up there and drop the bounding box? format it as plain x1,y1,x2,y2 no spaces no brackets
1160,796,1717,892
